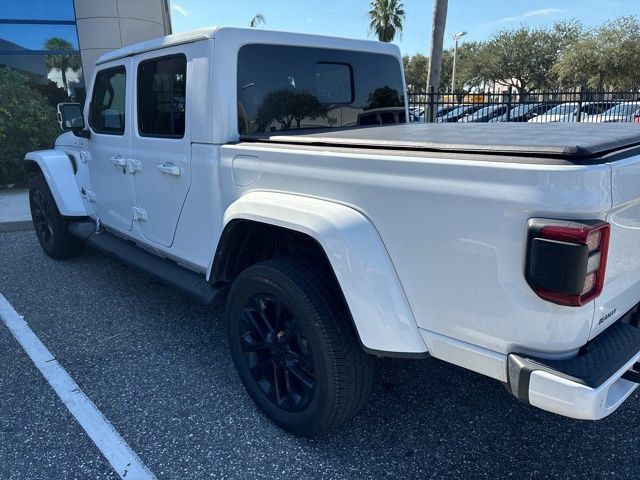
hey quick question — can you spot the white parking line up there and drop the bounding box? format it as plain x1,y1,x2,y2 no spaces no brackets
0,293,157,480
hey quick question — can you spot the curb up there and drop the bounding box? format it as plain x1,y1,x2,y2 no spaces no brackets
0,220,33,233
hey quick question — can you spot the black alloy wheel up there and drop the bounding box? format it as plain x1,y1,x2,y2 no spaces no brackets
239,294,315,412
28,172,83,259
31,188,55,249
227,257,374,436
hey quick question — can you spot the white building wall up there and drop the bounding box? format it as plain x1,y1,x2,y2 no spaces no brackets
74,0,171,82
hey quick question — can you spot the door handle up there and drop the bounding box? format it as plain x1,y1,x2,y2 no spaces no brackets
157,162,181,176
110,155,126,168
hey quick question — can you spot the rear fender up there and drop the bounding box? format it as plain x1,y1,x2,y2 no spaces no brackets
219,191,427,356
25,149,86,217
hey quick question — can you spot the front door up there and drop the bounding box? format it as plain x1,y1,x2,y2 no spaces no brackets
86,60,134,232
130,50,191,247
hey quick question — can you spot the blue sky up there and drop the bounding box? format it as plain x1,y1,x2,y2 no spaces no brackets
169,0,636,56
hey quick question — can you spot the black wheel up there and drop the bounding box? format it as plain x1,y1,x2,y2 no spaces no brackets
29,172,83,259
227,257,374,436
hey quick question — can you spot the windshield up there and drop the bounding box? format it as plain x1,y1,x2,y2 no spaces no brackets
237,44,406,134
544,103,578,116
471,105,500,117
602,103,640,116
445,105,472,117
508,104,537,117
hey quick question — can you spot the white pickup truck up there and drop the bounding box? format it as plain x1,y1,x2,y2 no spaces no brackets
26,27,640,436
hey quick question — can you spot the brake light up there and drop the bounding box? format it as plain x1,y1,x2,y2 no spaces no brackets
634,115,640,123
526,220,610,307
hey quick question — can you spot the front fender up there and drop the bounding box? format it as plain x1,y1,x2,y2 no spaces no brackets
222,191,427,356
25,150,86,217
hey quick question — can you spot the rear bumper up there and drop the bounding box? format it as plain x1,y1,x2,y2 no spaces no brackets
507,321,640,420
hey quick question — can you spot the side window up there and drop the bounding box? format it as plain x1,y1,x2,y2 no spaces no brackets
89,66,126,135
137,54,187,138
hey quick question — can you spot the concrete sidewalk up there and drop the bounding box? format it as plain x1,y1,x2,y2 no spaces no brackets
0,189,32,232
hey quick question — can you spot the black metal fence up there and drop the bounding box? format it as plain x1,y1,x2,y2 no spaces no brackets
407,87,640,124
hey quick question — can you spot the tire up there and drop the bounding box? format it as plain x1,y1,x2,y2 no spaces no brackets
29,172,83,259
227,257,374,436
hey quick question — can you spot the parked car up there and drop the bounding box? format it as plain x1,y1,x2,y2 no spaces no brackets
409,106,425,123
436,104,458,117
358,107,406,125
530,101,617,122
437,104,484,122
489,103,557,123
25,26,640,437
592,102,640,123
409,105,456,122
458,104,509,122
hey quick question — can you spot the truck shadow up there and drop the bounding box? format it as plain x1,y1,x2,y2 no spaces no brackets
2,235,638,480
73,248,640,479
312,356,640,479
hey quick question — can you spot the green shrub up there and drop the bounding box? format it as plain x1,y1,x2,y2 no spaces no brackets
0,68,60,187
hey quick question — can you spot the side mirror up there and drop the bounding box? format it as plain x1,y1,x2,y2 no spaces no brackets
57,102,90,138
57,102,84,130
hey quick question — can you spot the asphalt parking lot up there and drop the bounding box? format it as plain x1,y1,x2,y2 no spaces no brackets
1,229,640,480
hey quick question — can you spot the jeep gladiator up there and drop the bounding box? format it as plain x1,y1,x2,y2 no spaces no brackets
26,27,640,435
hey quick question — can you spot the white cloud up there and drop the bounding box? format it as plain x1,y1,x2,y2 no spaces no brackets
171,4,189,17
497,8,565,24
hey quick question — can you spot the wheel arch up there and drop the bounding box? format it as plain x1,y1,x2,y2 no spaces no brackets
25,150,86,217
211,191,428,357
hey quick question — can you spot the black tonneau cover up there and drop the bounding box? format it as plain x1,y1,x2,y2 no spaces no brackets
241,123,640,161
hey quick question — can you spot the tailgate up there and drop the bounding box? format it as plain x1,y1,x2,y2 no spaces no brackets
594,151,640,338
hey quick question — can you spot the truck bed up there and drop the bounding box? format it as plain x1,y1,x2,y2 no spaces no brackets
240,123,640,163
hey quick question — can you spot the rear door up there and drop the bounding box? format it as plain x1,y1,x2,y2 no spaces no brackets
130,49,191,247
86,60,134,232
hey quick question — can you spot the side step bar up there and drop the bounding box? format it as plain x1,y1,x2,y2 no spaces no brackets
69,220,223,304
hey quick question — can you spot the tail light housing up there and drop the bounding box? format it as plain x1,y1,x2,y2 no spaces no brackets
634,115,640,123
526,219,610,307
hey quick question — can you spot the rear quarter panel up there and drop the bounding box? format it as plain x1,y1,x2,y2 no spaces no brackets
220,144,612,356
594,152,640,339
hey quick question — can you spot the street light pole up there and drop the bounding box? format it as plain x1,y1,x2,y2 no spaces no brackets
450,31,467,92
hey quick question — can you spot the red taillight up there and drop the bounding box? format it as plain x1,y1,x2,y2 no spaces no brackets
634,115,640,123
526,220,610,307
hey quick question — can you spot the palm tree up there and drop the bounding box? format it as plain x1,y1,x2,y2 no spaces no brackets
250,13,266,28
368,0,405,43
426,0,448,121
44,37,82,97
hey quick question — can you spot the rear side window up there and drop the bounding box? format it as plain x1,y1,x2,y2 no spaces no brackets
137,54,187,138
90,66,126,135
237,44,405,134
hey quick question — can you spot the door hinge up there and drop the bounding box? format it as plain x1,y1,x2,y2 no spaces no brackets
80,187,96,203
127,158,142,175
133,206,148,222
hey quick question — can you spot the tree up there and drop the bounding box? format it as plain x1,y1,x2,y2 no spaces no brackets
598,16,640,89
44,37,82,97
403,53,429,90
476,23,578,98
426,0,447,119
439,42,484,91
554,16,640,89
0,68,59,187
365,86,403,109
368,0,405,43
256,89,328,131
250,13,266,28
552,36,602,89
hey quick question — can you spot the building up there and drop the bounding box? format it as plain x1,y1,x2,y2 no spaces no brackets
0,0,172,102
